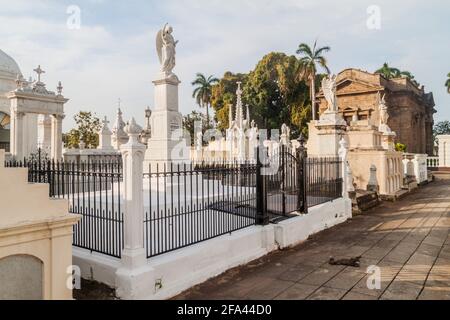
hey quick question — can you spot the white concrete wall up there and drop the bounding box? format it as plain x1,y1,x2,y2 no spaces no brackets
73,197,351,300
274,198,352,249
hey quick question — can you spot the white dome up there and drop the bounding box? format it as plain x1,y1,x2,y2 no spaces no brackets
0,49,22,80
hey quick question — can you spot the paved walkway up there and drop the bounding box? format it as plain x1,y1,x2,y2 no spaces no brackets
174,179,450,300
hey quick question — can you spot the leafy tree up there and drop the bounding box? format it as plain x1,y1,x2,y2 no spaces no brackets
243,52,310,137
433,121,450,141
192,73,219,123
446,72,450,93
210,72,248,131
210,53,311,138
182,110,213,146
395,143,407,153
63,111,101,149
296,41,331,120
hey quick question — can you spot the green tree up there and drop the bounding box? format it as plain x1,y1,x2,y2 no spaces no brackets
446,73,450,93
192,73,219,123
296,41,331,120
395,143,407,153
210,72,247,131
375,63,401,79
434,121,450,141
63,111,101,149
243,52,310,137
210,53,311,137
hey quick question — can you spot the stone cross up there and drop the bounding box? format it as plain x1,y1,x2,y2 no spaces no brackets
33,65,45,82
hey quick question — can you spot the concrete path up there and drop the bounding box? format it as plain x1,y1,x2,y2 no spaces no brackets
174,179,450,300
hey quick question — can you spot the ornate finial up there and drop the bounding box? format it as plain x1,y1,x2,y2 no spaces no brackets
33,65,45,82
118,98,122,108
236,81,242,94
124,117,143,136
57,81,63,95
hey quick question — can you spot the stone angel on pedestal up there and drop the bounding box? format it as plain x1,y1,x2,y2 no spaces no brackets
379,93,389,126
156,23,178,74
322,74,338,112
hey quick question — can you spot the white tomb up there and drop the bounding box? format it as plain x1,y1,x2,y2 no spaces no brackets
144,24,186,169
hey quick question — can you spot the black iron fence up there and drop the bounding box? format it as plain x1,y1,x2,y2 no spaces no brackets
143,162,258,258
306,157,343,208
5,158,124,258
4,142,343,260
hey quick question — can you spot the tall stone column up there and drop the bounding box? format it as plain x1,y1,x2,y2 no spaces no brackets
51,114,64,160
38,114,52,152
23,113,38,157
10,110,25,160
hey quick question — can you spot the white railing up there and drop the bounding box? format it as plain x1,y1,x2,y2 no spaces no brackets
427,156,439,168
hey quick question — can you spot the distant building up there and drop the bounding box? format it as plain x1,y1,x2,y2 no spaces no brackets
316,68,436,155
0,49,22,152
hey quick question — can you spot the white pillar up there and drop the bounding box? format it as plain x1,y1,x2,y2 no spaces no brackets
38,114,52,152
50,114,64,160
10,110,25,160
23,113,38,157
119,117,146,266
116,118,154,300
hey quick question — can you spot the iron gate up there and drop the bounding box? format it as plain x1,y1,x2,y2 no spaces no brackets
256,139,307,222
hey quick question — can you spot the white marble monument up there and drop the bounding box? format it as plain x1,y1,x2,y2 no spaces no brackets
144,24,186,169
7,66,68,160
306,74,347,156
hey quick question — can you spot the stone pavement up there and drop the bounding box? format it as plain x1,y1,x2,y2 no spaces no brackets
174,179,450,300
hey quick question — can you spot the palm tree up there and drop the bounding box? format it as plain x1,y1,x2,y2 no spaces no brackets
375,63,401,79
446,73,450,93
191,73,219,123
296,40,331,120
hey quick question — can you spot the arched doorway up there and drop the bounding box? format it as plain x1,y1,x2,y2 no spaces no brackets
0,111,10,152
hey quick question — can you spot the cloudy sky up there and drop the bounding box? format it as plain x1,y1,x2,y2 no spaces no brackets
0,0,449,131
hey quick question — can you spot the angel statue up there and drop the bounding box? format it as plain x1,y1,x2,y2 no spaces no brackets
156,23,178,74
379,93,389,126
321,74,338,112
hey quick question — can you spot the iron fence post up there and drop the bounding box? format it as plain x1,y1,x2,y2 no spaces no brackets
297,134,308,213
256,145,269,225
